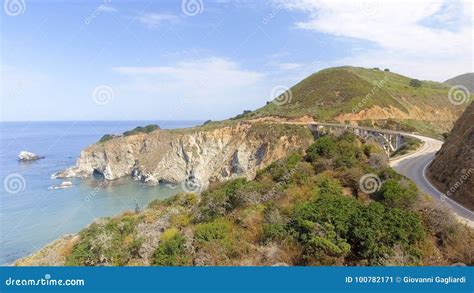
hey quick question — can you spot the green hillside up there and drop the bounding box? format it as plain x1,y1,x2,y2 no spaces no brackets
64,133,473,266
444,73,474,92
235,66,469,137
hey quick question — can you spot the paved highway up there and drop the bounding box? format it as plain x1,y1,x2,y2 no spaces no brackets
259,120,474,225
390,134,474,226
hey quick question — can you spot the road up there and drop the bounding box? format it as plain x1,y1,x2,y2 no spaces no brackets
256,119,474,225
390,134,474,226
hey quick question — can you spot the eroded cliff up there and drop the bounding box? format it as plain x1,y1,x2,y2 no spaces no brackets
427,102,474,210
55,122,314,188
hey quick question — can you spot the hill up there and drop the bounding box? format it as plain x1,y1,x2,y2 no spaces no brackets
17,132,473,266
444,73,474,92
427,102,474,210
238,66,470,137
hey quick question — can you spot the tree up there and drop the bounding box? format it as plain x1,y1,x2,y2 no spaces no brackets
380,179,418,209
306,136,336,162
409,79,422,87
384,68,390,72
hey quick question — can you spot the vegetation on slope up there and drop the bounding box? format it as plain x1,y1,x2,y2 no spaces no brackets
247,66,469,137
427,102,474,210
444,73,474,92
65,132,473,266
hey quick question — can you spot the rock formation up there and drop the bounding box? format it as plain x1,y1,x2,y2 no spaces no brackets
18,151,44,162
54,122,314,189
427,102,474,210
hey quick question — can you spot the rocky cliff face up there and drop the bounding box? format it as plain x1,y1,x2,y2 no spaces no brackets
55,122,314,188
427,102,474,210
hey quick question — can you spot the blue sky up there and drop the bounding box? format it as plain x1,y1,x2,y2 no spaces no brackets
1,0,472,121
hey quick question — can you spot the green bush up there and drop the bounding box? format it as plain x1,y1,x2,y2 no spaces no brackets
315,175,344,197
195,219,231,243
123,124,160,136
348,202,424,264
66,215,143,266
265,152,303,182
289,193,358,264
152,229,189,266
380,179,418,209
98,134,117,143
409,79,422,88
194,219,239,257
197,178,250,221
306,136,336,162
261,204,287,243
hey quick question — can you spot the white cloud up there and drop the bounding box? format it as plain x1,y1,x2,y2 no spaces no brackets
111,58,266,120
137,13,178,28
279,0,473,81
278,62,303,70
114,58,263,88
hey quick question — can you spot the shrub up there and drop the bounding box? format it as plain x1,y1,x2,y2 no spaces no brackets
289,193,358,264
66,215,143,266
306,136,336,162
261,204,287,243
380,179,418,209
290,192,359,241
265,152,303,182
315,175,344,197
409,79,422,87
194,219,239,258
98,134,117,143
123,124,160,136
348,202,424,264
195,219,231,243
152,228,189,266
197,178,250,221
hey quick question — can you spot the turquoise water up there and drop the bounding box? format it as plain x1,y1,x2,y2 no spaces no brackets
0,121,201,265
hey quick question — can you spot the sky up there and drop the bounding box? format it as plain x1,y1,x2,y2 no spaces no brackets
1,0,473,121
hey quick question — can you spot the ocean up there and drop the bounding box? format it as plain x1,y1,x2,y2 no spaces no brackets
0,120,202,265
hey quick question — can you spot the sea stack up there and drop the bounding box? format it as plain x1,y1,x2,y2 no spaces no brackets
18,151,44,162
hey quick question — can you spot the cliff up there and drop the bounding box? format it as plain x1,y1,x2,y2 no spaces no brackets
427,102,474,210
54,122,314,188
18,133,474,266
